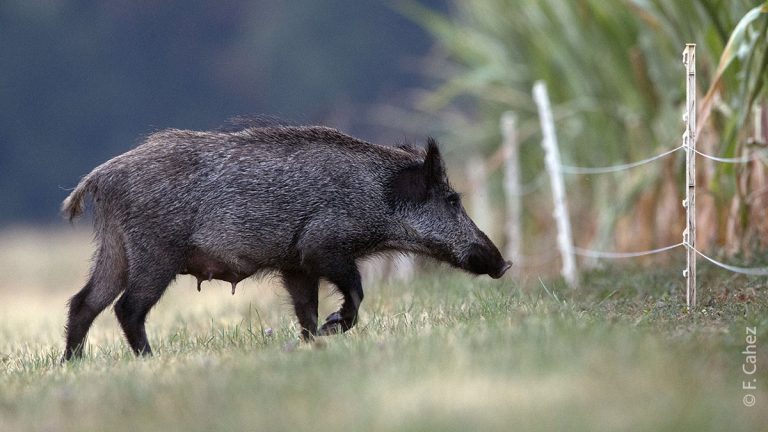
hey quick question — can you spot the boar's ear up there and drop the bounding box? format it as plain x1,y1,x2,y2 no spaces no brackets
390,164,428,204
424,137,446,188
389,137,445,205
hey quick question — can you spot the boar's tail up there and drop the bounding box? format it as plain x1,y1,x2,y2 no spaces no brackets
62,173,96,221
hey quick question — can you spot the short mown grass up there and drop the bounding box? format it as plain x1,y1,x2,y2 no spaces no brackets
0,230,766,431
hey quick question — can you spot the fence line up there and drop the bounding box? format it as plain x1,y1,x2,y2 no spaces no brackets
494,44,765,307
691,146,768,164
574,242,684,259
505,143,764,189
558,145,684,174
687,244,768,276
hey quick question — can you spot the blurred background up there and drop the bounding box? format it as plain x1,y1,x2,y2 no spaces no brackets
0,0,445,224
1,0,767,271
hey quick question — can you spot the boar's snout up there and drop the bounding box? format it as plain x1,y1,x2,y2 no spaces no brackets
462,243,512,279
490,260,513,279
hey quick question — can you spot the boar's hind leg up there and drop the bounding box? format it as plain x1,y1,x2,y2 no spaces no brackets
282,270,319,340
317,263,364,336
64,237,128,361
114,253,179,356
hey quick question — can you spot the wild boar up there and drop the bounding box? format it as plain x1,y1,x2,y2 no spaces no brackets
61,123,510,360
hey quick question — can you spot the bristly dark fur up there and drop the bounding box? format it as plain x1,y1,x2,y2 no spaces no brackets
396,144,425,156
60,123,510,361
216,114,296,132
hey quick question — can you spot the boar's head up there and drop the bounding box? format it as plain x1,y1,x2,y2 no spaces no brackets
390,138,512,279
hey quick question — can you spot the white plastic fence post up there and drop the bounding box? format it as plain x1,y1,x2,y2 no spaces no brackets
533,81,579,287
682,44,697,310
466,157,492,236
501,112,522,268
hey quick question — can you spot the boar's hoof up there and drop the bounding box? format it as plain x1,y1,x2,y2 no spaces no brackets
317,312,354,336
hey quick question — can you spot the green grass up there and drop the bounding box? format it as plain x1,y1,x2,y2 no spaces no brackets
0,230,767,431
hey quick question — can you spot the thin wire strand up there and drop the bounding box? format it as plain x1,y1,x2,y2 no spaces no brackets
686,244,768,276
508,172,548,196
558,145,684,174
573,242,684,259
689,147,768,164
515,247,562,267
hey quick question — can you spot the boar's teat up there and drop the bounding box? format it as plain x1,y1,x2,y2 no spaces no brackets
181,249,249,294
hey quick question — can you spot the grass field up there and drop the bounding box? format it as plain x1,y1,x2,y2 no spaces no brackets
1,228,767,431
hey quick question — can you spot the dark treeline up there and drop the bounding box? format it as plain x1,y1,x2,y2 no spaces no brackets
0,0,442,224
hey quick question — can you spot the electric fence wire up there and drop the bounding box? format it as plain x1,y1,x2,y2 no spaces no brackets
558,145,684,175
508,172,548,196
689,146,768,164
573,242,684,259
685,243,768,276
515,247,563,267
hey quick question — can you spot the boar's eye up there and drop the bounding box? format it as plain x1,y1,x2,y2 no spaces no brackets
447,192,461,208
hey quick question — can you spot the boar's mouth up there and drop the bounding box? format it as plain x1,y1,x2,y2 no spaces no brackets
488,261,512,279
461,244,512,279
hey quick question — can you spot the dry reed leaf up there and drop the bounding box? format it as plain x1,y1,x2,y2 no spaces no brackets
747,157,768,248
697,4,768,137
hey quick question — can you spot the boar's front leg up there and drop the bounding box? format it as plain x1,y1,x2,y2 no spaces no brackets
317,262,364,336
298,226,365,336
282,270,319,340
